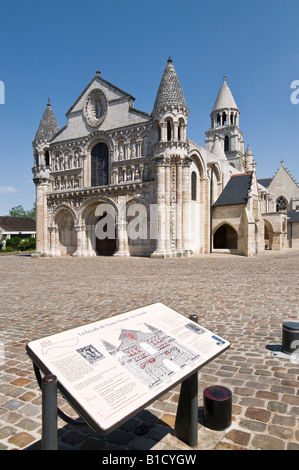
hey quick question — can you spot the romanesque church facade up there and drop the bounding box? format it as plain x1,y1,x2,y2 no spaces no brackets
32,58,299,257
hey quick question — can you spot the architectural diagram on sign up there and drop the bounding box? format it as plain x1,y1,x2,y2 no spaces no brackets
102,323,199,389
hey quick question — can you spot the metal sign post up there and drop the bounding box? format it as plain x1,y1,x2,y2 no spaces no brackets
174,314,199,447
42,375,58,450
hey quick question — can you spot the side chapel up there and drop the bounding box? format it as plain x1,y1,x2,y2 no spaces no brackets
32,58,299,257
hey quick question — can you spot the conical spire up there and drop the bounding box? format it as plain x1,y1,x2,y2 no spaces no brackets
153,57,188,113
34,99,59,142
245,145,253,157
212,76,238,112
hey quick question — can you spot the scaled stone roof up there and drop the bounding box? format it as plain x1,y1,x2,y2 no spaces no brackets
153,58,187,112
34,100,60,142
212,77,238,112
213,173,253,206
0,217,36,232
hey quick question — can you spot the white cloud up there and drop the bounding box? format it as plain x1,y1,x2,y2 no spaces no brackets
0,186,20,193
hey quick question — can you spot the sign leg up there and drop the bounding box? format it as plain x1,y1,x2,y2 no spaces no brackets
42,374,58,450
174,372,198,447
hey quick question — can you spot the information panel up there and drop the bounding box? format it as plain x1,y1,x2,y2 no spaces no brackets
26,303,230,433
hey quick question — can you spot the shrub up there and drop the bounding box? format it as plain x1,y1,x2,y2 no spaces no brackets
6,237,21,250
19,237,36,251
5,236,36,252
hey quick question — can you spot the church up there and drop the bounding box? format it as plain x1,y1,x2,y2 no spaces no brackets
32,58,299,258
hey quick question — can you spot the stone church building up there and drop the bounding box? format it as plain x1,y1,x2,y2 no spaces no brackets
32,58,299,258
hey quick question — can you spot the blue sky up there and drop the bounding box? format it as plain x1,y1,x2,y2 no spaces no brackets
0,0,299,215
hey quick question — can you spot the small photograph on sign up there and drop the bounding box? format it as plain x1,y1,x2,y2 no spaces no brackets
77,345,105,365
185,323,205,335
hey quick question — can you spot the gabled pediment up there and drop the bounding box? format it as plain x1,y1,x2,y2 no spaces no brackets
66,73,135,116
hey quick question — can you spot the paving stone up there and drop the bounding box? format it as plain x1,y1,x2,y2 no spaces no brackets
8,431,36,448
252,434,286,450
245,407,272,423
0,252,299,450
225,429,251,446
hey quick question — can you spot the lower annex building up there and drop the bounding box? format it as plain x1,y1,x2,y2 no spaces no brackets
32,58,299,258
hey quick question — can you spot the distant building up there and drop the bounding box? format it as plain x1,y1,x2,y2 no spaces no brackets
31,58,297,257
0,217,36,248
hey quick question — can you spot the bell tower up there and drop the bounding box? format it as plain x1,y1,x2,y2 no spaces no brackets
151,57,191,258
205,77,245,171
32,99,59,256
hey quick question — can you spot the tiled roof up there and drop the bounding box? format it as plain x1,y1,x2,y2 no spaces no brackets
34,100,59,142
213,173,253,207
0,217,36,232
153,58,187,112
288,210,299,223
258,178,273,188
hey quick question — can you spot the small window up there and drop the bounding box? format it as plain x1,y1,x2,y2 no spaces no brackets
276,195,288,212
167,120,172,141
191,171,197,201
224,135,229,152
44,150,50,166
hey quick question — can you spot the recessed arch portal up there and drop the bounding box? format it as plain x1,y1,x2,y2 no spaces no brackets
54,208,76,255
213,223,238,250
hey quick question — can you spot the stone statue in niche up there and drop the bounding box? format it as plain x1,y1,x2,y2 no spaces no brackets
131,142,136,159
74,153,80,168
119,145,124,161
143,137,150,156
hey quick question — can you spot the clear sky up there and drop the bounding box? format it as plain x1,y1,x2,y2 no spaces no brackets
0,0,299,215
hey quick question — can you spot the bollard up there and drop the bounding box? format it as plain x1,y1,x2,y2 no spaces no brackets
282,322,299,354
203,385,232,431
42,374,58,450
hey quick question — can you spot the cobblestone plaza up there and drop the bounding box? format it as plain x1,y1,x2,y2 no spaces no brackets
0,251,299,450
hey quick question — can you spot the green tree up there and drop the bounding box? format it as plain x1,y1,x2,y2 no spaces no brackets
8,203,36,219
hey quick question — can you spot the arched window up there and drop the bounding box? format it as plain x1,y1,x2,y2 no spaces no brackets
44,150,50,166
276,195,288,212
224,135,230,152
91,142,109,187
191,171,197,201
167,120,172,141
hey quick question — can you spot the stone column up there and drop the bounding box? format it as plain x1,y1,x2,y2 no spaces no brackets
114,221,130,256
176,157,183,252
164,158,171,253
114,195,130,256
33,178,48,256
136,141,142,158
86,225,97,256
49,226,59,257
182,157,192,255
151,156,166,257
73,225,87,257
173,122,179,141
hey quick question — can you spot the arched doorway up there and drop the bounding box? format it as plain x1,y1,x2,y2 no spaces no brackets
214,224,238,250
82,200,117,256
95,209,116,256
264,219,274,250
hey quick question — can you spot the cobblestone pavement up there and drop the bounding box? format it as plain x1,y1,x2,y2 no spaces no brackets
0,250,299,451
